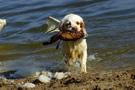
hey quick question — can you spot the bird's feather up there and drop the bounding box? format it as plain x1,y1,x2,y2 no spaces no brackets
45,16,60,34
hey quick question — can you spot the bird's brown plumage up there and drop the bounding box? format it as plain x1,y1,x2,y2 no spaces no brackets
42,29,84,45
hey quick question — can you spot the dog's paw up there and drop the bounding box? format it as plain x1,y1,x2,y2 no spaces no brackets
80,71,87,74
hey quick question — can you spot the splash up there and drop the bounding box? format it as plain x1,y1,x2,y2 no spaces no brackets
87,53,102,62
50,59,80,73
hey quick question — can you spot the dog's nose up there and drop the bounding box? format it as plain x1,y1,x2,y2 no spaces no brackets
72,26,78,32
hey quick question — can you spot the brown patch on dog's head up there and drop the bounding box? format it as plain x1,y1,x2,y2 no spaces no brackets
80,22,85,29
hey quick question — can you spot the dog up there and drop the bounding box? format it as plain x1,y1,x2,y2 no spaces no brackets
59,14,87,73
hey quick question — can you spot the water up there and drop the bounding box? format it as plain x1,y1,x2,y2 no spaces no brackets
0,0,135,74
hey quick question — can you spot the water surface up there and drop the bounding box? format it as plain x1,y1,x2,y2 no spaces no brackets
0,0,135,74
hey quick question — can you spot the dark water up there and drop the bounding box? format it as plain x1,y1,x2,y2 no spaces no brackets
0,0,135,74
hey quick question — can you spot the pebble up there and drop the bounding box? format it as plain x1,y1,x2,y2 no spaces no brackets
54,72,65,79
22,83,35,88
38,75,51,83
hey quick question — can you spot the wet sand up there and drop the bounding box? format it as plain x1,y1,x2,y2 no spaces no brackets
0,69,135,90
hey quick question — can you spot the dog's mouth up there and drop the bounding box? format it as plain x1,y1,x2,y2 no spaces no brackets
66,27,81,33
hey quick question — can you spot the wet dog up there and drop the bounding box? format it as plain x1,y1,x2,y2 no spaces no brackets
60,14,87,73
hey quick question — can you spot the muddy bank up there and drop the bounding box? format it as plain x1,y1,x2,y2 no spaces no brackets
0,69,135,90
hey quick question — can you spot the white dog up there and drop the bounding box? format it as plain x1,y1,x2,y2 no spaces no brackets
60,14,87,73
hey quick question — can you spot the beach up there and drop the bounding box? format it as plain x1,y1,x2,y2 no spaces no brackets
0,69,135,90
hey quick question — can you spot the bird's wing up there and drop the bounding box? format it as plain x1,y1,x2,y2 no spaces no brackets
45,16,60,34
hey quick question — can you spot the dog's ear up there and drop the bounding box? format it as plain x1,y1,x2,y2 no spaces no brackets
61,24,65,31
59,22,65,31
80,22,85,29
80,22,87,38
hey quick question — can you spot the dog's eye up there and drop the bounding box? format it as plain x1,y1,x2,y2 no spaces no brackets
76,21,80,25
66,22,71,27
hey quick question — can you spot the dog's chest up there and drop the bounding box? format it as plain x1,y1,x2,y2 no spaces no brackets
62,39,86,53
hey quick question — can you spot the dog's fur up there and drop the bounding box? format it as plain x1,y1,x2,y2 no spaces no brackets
60,14,87,73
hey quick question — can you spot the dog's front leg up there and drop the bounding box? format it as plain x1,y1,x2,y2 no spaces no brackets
80,50,87,73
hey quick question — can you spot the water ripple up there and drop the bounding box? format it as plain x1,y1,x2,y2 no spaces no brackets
0,0,135,74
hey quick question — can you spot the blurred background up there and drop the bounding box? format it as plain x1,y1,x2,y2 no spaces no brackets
0,0,135,74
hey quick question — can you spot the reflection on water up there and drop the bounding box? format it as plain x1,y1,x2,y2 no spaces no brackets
0,0,135,74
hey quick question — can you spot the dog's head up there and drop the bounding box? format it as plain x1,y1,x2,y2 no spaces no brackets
60,14,86,37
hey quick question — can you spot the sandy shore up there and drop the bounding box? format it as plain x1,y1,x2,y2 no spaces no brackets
0,69,135,90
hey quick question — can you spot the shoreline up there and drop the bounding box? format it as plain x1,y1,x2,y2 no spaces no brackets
0,69,135,90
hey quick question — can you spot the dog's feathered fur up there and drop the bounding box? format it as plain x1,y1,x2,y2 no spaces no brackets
60,14,87,73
